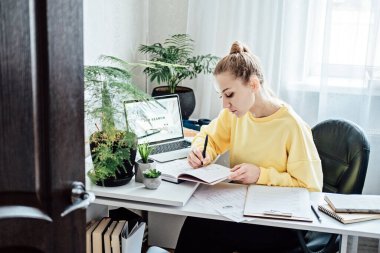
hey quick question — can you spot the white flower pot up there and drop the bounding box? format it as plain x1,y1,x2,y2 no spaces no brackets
143,176,162,190
135,159,156,183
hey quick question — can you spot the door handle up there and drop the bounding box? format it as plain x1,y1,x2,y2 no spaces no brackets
60,181,95,217
0,206,52,222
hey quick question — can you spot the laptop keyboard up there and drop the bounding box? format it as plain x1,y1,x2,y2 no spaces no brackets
150,140,191,155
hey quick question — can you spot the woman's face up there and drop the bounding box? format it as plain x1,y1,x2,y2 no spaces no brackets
215,72,256,117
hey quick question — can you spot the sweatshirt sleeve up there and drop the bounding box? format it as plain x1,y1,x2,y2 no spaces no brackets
256,124,323,192
192,109,231,161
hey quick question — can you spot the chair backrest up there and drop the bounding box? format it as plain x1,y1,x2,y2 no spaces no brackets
312,119,370,194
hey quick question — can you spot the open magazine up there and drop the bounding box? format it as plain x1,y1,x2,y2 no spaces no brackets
156,158,231,185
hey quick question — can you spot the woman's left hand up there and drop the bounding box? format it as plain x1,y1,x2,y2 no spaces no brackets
229,163,261,184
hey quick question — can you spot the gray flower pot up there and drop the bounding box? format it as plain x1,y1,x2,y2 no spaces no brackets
135,159,156,183
143,176,162,190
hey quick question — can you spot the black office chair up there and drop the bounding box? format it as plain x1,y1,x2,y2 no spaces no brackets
291,119,370,253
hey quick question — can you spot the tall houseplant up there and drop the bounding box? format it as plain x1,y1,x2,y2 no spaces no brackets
85,55,150,187
138,34,219,119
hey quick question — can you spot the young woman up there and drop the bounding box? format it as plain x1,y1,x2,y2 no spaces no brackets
175,41,323,253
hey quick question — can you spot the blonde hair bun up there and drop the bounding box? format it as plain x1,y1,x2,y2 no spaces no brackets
214,40,263,85
230,41,251,54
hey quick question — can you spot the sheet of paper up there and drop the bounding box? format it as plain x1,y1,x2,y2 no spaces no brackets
244,185,312,220
156,159,231,184
193,183,253,222
156,159,192,178
183,164,231,184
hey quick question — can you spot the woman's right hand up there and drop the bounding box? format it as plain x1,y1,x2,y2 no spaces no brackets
187,147,211,168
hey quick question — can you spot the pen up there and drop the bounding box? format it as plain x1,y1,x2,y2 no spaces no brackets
311,205,322,222
201,135,208,165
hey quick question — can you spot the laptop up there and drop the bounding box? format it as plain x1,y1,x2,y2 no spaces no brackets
124,95,192,162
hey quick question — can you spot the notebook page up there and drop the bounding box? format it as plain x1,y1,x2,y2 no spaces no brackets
193,183,249,222
156,159,231,184
156,159,192,179
182,164,231,184
156,151,230,176
244,185,311,219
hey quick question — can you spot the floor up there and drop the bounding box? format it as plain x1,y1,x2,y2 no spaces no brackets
142,243,174,253
140,237,380,253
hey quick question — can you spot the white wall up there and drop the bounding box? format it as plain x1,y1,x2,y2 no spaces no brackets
146,0,189,94
83,0,189,93
148,0,189,45
83,0,148,92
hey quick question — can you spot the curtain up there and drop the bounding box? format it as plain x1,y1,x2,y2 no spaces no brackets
186,0,380,194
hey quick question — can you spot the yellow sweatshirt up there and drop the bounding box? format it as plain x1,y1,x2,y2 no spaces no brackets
192,105,323,192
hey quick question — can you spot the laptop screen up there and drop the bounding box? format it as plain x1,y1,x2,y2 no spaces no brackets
124,95,184,144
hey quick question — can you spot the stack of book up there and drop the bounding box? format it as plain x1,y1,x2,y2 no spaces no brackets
86,208,146,253
318,193,380,224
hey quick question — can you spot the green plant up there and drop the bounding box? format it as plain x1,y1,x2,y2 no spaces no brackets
143,168,162,178
85,55,150,184
87,130,136,183
138,34,219,93
138,142,154,163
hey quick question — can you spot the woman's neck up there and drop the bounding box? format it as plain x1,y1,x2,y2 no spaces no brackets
250,93,281,118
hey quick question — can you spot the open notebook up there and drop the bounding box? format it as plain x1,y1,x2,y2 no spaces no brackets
156,158,230,185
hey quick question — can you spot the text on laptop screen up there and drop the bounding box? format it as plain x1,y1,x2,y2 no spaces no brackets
124,96,183,144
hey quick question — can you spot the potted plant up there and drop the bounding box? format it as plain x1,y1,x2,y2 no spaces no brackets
135,142,155,183
85,55,150,187
138,34,219,119
143,168,162,190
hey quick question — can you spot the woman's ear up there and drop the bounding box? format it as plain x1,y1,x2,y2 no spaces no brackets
249,76,260,93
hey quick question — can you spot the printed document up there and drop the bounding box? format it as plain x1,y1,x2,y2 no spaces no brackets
193,183,253,222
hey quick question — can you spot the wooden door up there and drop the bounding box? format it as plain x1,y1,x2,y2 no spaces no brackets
0,0,85,252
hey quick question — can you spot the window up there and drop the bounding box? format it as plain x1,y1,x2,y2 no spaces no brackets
301,0,380,91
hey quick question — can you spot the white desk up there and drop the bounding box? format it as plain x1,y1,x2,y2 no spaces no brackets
88,179,199,207
90,181,380,253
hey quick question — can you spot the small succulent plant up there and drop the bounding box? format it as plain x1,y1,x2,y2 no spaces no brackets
143,168,162,178
138,142,154,163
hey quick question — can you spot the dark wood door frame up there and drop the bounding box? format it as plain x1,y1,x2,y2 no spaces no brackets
0,0,85,252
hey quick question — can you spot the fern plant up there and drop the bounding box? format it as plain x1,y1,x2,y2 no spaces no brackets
138,34,219,93
87,130,136,183
85,55,150,184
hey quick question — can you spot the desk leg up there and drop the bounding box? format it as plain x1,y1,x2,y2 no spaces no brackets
347,235,359,253
348,236,358,253
340,234,348,253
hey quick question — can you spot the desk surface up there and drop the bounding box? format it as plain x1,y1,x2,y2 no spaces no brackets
92,186,380,240
86,157,199,207
88,180,199,207
86,154,380,241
